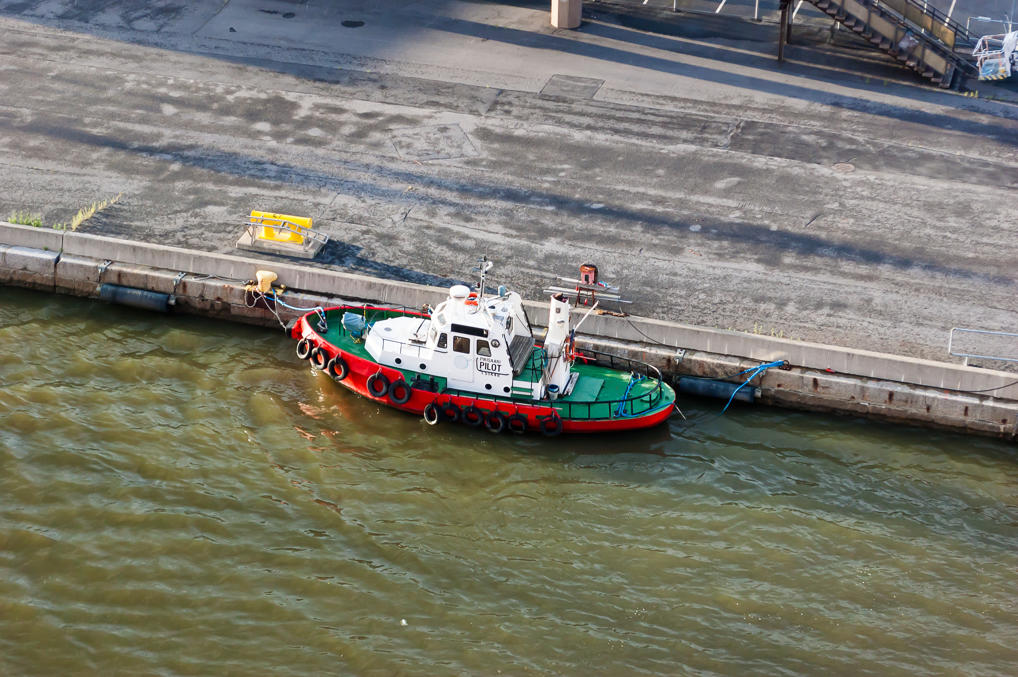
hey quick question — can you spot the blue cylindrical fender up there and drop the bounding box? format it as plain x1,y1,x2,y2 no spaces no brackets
678,377,758,403
98,284,171,313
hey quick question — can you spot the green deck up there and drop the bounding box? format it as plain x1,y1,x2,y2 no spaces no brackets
315,307,675,421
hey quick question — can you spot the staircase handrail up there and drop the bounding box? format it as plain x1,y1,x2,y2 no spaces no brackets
874,0,974,47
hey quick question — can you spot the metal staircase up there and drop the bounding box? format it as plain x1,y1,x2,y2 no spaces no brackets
779,0,976,88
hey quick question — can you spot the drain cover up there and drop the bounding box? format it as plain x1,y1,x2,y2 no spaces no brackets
833,162,855,173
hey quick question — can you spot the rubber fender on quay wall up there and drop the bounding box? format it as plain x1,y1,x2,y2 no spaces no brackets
98,283,172,313
677,376,758,403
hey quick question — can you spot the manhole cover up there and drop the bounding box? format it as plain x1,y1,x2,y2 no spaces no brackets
342,20,364,27
833,162,855,173
391,124,478,162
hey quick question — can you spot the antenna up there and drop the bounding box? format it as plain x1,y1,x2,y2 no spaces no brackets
471,255,493,298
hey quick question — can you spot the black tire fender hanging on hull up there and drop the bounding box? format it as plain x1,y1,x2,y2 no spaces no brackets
423,402,442,425
366,372,390,398
327,356,349,381
388,379,412,405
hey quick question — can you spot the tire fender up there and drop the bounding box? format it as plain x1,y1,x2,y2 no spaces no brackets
423,402,441,425
462,405,483,427
388,379,412,405
366,372,390,398
311,347,328,370
539,414,563,437
442,401,461,423
484,411,507,434
507,413,528,434
326,356,349,381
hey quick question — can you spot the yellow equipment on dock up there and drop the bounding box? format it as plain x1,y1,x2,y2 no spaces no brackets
250,211,314,245
236,210,329,260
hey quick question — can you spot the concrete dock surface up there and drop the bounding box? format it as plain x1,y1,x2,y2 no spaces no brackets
1,0,1016,363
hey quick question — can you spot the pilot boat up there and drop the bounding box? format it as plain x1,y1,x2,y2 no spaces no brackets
288,260,676,435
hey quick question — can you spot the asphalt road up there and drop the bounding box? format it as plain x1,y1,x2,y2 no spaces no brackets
1,0,1016,362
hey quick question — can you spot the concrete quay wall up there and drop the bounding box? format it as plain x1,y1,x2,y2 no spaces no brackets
1,222,1015,441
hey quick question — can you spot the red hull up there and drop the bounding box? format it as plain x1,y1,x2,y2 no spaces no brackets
292,314,673,435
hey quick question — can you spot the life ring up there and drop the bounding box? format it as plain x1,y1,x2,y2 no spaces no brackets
506,413,527,434
462,405,483,427
366,372,390,398
327,356,348,381
296,338,312,359
465,292,479,307
310,347,328,370
423,402,441,425
484,411,506,434
442,401,461,423
388,379,412,405
539,414,563,437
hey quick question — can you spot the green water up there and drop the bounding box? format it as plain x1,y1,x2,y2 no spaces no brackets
2,288,1016,675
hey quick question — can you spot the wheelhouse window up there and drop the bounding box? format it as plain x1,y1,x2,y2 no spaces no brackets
453,336,470,353
476,339,491,357
437,333,448,349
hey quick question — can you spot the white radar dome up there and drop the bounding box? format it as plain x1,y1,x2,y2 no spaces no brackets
449,284,471,299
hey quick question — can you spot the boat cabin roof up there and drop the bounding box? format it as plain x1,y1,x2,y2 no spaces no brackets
428,284,517,339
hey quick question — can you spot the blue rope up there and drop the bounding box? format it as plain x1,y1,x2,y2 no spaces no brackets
615,372,646,418
268,292,326,330
268,291,323,314
722,360,786,413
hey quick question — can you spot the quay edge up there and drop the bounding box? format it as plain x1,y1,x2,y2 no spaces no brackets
1,221,1015,441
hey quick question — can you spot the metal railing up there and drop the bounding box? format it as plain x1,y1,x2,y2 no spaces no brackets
948,327,1018,365
967,16,1015,33
322,307,669,420
550,349,667,420
444,349,668,421
877,0,974,46
244,215,329,255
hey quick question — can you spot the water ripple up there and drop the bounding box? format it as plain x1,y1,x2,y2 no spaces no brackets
1,288,1016,675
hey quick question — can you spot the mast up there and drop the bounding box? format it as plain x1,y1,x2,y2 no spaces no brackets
472,255,493,300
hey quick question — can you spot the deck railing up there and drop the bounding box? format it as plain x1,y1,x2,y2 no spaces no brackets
445,348,667,421
325,307,668,421
554,348,666,420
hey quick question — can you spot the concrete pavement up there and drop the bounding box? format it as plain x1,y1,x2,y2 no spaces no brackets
0,0,1016,364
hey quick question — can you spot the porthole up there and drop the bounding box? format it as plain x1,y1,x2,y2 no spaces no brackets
491,339,501,348
395,358,402,365
503,386,510,393
420,363,427,370
485,384,492,390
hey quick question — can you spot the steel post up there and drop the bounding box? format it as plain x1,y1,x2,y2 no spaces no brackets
778,1,788,61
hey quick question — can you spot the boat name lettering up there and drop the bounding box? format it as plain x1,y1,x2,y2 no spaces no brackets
476,357,503,375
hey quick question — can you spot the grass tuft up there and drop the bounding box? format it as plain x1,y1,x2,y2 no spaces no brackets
70,192,123,231
9,211,43,228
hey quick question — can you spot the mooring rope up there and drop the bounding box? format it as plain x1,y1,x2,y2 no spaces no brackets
722,360,787,413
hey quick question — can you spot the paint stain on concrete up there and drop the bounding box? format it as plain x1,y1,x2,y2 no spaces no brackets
390,124,478,162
